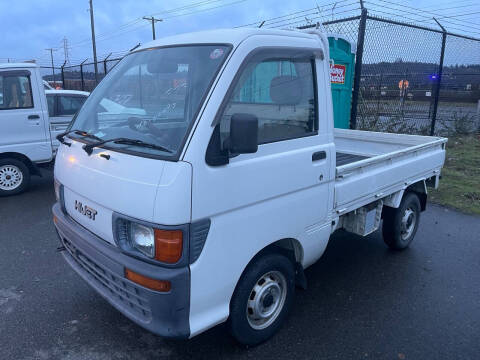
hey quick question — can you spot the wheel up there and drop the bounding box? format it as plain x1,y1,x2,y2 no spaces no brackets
382,192,421,250
228,252,295,346
0,158,30,196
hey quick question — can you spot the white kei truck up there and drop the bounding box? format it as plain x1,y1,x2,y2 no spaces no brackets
52,28,447,345
0,63,82,196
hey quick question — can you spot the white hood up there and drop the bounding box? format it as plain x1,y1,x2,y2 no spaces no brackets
54,140,192,244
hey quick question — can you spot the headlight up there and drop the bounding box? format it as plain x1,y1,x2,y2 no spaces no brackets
130,223,155,258
115,218,184,264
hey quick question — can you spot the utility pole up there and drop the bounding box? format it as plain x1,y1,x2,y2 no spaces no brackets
45,48,57,86
143,16,163,40
89,0,98,83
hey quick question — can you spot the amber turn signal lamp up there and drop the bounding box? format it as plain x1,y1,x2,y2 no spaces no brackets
154,229,183,263
125,268,171,292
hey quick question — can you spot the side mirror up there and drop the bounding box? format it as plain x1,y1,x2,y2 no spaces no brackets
229,113,258,154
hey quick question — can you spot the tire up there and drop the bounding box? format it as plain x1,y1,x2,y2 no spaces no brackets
0,158,30,196
228,252,295,346
382,192,421,250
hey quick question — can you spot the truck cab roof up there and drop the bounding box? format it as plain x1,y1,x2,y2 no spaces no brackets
0,62,39,69
135,27,322,52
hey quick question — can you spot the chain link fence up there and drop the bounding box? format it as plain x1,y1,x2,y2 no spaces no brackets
437,35,480,135
301,11,480,135
40,10,480,136
57,57,122,92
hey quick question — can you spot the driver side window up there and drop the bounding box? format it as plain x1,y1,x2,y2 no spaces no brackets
218,49,317,146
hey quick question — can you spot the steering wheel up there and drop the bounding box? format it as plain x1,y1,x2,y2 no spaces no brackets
127,117,148,132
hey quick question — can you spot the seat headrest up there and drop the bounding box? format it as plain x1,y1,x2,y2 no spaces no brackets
270,75,303,105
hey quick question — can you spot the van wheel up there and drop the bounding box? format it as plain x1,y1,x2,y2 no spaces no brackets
228,253,295,346
382,192,421,250
0,158,30,196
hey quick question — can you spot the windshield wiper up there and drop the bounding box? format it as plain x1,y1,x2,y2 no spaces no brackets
56,130,103,146
82,137,173,156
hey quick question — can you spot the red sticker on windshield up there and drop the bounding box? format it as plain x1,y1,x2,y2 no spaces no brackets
210,48,224,59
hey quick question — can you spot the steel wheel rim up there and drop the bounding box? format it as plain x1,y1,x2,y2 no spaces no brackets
246,270,287,330
401,207,416,241
0,165,23,191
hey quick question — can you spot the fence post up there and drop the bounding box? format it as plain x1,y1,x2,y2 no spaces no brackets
430,19,447,136
350,7,368,129
103,52,112,75
80,59,87,91
80,64,84,91
476,99,480,131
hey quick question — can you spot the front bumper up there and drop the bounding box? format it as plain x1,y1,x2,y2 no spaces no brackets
52,203,190,339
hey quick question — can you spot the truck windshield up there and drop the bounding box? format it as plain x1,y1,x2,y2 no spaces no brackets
69,44,230,159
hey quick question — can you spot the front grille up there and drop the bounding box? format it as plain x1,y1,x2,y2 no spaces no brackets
63,238,152,322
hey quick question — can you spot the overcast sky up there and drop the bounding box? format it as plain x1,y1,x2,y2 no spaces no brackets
0,0,479,67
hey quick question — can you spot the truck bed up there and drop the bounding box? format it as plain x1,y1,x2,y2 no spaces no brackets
335,152,369,166
333,129,447,214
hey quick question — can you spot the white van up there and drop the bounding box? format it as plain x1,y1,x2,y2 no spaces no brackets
0,63,53,195
53,28,446,345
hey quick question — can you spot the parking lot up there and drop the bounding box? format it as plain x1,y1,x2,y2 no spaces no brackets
1,169,479,360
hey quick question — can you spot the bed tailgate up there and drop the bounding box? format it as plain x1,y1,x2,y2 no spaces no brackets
334,138,447,213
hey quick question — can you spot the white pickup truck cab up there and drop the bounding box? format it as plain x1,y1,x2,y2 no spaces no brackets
0,65,88,196
0,63,54,196
52,28,447,345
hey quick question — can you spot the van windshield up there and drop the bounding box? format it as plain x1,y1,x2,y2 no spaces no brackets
69,44,230,159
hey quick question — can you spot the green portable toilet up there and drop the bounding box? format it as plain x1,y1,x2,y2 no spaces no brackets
328,34,356,129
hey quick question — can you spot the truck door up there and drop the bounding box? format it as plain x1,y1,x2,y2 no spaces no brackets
200,46,334,247
186,44,336,334
0,69,51,162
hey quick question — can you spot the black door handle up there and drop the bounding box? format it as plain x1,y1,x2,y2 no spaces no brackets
312,151,327,161
28,114,40,120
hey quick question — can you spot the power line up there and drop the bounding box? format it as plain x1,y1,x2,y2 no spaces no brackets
367,0,480,28
151,0,226,16
68,0,244,50
70,22,149,48
68,18,145,48
365,0,480,33
237,7,319,27
363,6,480,37
265,2,359,28
365,1,480,36
236,0,361,29
433,10,480,21
161,0,247,20
269,6,362,29
364,10,480,40
238,0,357,28
411,0,478,11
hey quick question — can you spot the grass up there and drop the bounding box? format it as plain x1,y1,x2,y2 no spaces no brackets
430,135,480,215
